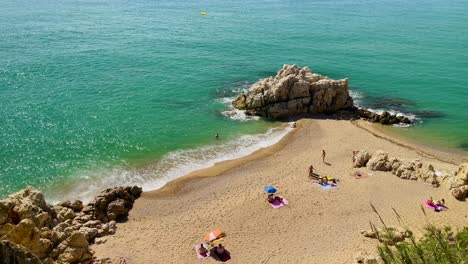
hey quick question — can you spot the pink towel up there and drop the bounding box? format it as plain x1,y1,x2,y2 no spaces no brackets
269,196,288,208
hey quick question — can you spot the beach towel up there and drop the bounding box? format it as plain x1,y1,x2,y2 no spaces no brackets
269,196,288,208
315,183,338,190
424,200,447,212
195,244,210,259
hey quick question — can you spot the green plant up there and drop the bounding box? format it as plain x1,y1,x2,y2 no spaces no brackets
369,204,468,264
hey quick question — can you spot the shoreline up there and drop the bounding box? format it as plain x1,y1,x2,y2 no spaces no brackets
92,118,468,263
145,118,466,199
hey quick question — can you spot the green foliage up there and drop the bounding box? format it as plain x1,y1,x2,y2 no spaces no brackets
377,225,468,264
368,204,468,264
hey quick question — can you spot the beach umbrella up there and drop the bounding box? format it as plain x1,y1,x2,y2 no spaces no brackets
204,229,224,242
264,186,277,194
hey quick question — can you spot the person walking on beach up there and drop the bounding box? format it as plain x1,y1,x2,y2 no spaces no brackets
322,150,326,163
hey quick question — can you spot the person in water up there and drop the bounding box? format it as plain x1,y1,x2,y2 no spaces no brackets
214,133,219,139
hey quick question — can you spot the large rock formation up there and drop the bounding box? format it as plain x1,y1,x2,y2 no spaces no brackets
353,150,468,199
232,64,412,125
0,186,142,263
447,164,468,200
232,64,354,118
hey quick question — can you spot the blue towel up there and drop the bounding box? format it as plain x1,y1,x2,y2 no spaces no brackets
315,183,338,190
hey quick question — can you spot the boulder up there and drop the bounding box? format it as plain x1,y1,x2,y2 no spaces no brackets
56,200,83,212
3,219,53,258
107,199,127,221
0,199,15,225
0,240,42,264
442,163,468,200
367,151,392,171
353,151,372,168
53,206,76,222
52,232,91,263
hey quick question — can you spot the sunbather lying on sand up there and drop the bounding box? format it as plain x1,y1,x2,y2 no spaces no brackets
267,194,283,204
318,177,337,186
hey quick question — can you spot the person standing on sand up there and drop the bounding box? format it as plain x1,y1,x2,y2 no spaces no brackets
322,150,326,163
308,165,314,178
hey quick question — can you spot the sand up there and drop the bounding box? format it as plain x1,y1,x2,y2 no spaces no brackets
92,119,468,264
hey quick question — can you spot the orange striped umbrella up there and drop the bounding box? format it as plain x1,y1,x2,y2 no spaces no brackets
204,229,224,242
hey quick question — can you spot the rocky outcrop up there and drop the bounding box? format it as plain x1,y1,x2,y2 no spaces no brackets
356,108,411,125
232,64,354,118
0,186,142,263
232,64,412,125
353,150,468,199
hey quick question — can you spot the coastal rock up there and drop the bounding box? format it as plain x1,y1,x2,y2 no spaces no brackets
231,65,412,125
361,226,410,245
52,232,91,263
93,186,142,222
356,109,411,125
54,206,76,222
232,64,353,118
0,240,42,264
353,151,372,168
366,151,392,171
57,200,84,212
448,164,468,200
0,186,142,263
3,219,53,258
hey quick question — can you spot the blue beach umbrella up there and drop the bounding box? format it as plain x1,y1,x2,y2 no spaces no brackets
264,186,277,194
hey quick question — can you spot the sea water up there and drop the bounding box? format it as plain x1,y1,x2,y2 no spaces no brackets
1,0,467,200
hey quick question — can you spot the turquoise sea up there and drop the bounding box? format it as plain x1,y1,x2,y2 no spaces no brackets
1,0,467,200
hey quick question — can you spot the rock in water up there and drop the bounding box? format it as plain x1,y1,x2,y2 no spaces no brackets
232,64,353,118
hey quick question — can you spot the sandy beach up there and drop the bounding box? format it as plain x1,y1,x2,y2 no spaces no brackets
92,119,468,264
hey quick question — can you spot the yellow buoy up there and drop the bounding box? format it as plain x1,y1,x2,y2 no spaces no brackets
201,11,207,16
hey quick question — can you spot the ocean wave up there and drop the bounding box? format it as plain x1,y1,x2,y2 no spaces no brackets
48,125,291,203
349,89,364,107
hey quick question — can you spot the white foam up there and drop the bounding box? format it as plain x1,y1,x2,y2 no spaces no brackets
349,89,364,107
219,96,259,121
48,125,291,203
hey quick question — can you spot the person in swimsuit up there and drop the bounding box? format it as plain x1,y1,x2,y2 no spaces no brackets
198,243,208,256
